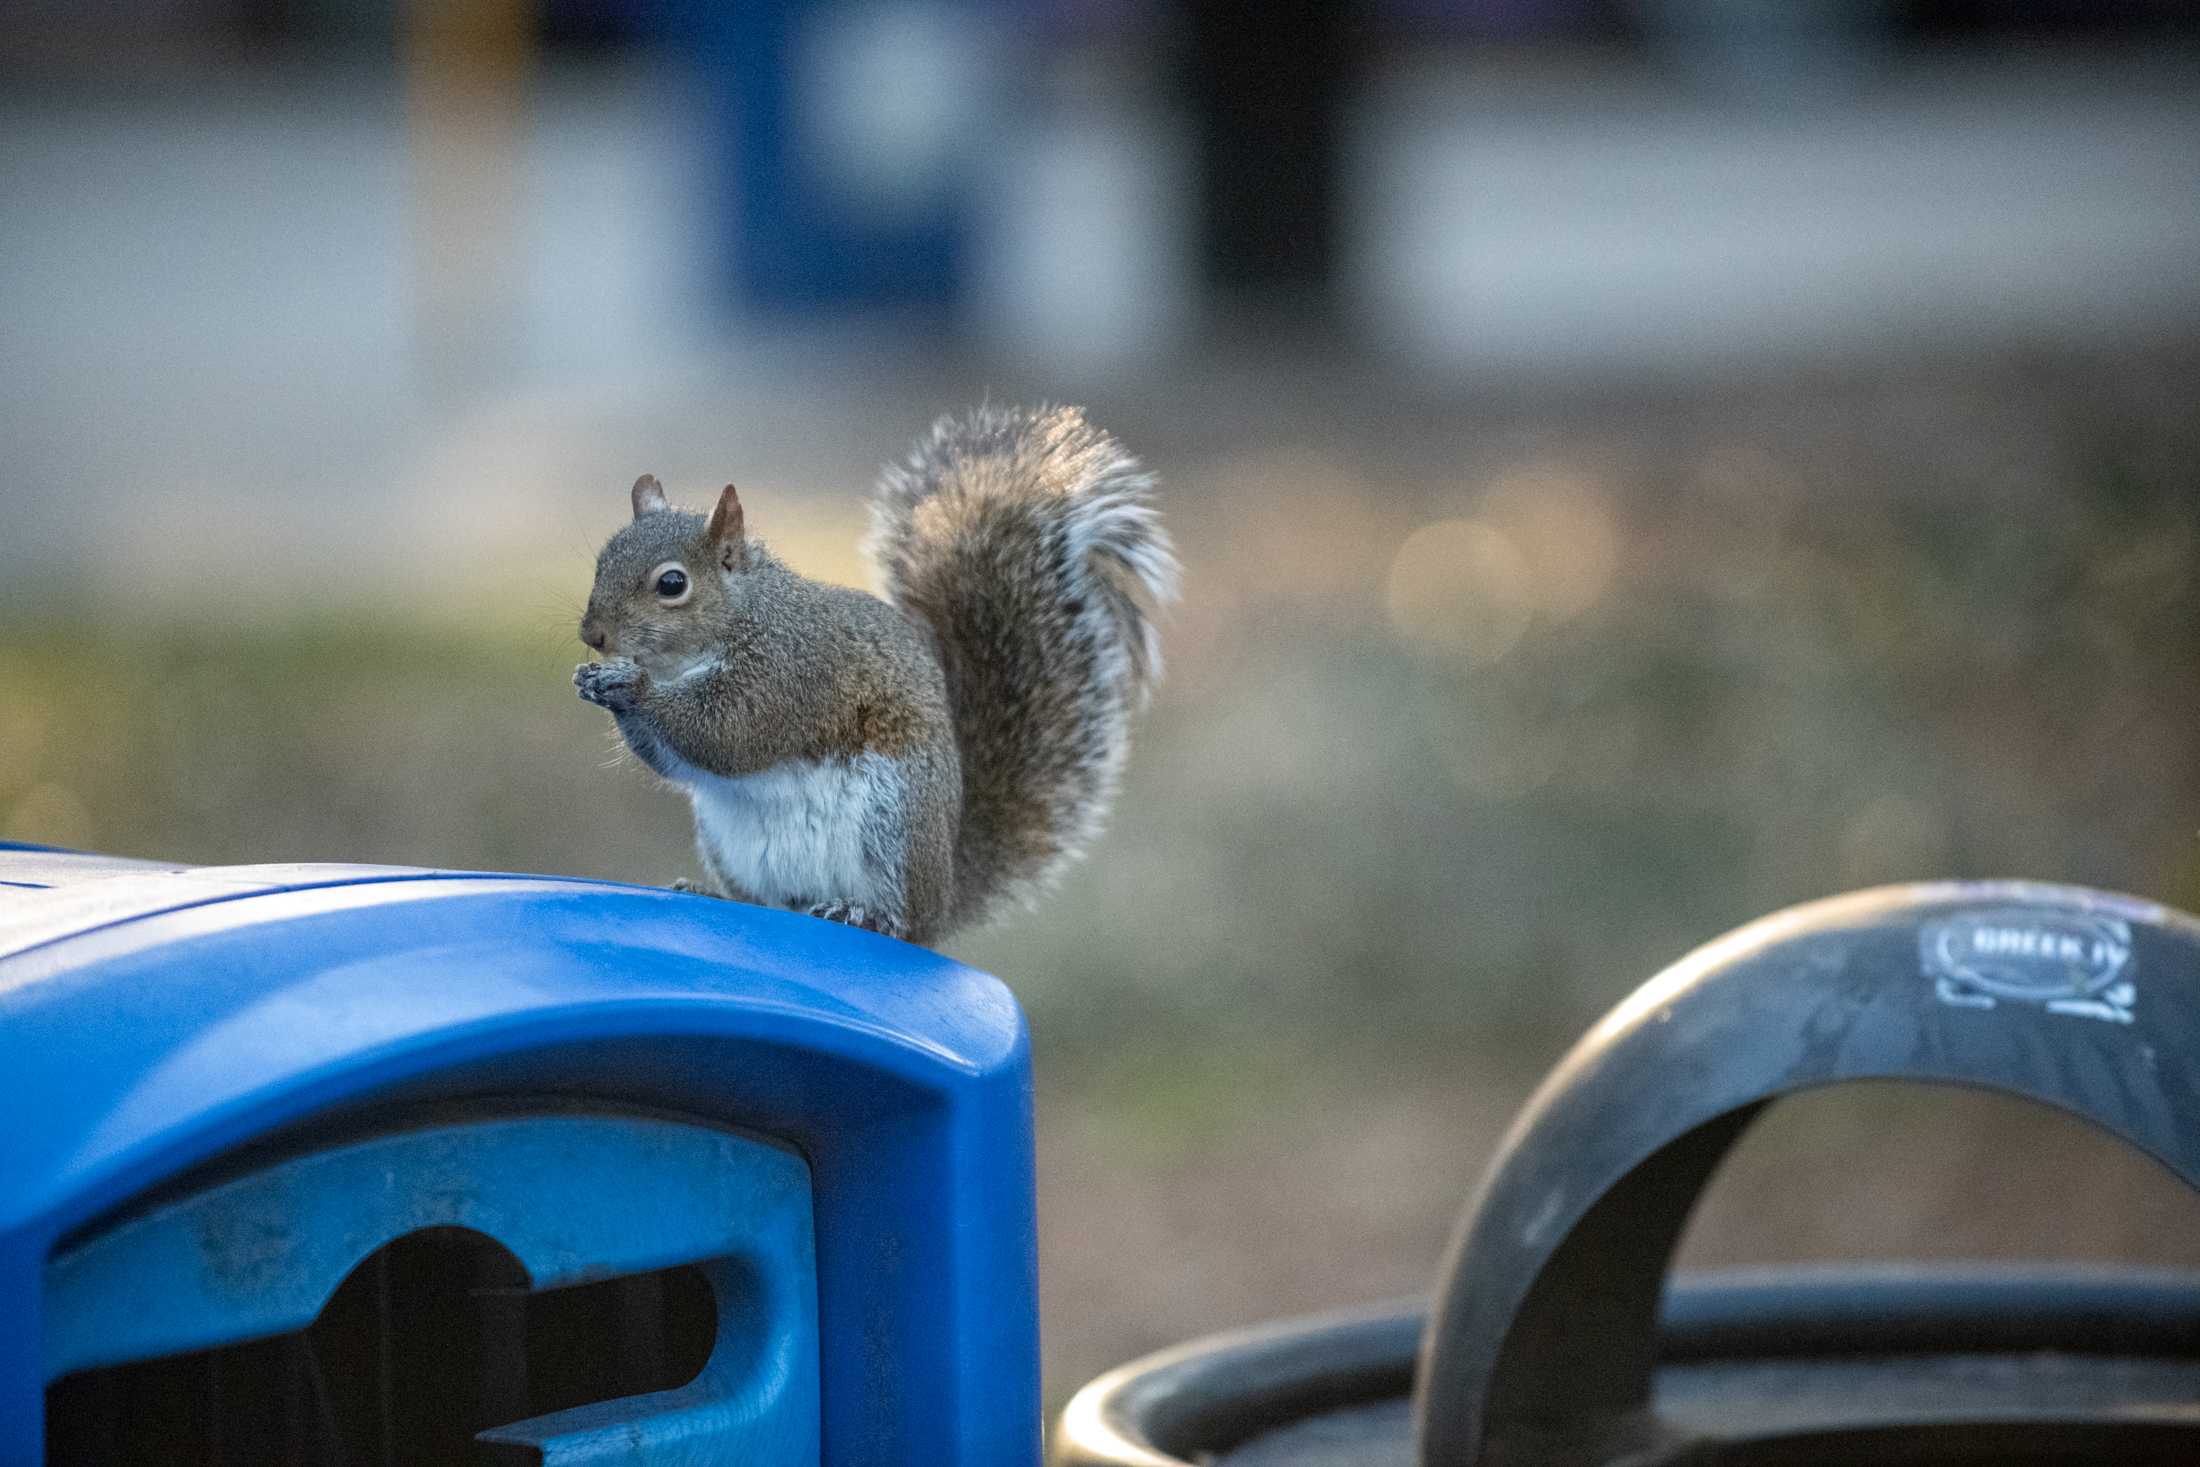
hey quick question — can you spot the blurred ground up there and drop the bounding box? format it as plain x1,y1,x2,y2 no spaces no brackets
5,32,2200,1412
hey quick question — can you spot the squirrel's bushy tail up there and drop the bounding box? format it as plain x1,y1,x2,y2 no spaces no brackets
867,405,1178,928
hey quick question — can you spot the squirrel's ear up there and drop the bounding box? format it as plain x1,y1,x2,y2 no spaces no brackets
707,483,745,569
631,474,668,518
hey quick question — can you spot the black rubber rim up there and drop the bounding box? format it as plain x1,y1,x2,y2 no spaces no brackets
1048,1265,2200,1467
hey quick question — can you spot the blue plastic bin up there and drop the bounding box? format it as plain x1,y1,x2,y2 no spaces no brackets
0,844,1039,1465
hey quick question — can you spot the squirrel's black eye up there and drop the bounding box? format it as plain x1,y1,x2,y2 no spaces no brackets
647,561,694,606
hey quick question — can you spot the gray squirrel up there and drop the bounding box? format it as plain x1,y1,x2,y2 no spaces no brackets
575,404,1177,945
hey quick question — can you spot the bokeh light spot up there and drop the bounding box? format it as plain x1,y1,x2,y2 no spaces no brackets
1386,518,1536,664
1482,467,1620,621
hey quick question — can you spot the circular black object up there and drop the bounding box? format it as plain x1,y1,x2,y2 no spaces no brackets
1051,881,2200,1467
655,567,689,598
1052,1269,2200,1466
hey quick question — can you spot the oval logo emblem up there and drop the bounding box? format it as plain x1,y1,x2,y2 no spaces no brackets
1921,908,2136,1021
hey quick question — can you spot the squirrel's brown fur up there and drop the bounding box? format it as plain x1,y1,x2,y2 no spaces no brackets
577,405,1175,945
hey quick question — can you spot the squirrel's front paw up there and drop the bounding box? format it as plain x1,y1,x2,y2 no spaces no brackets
670,878,727,898
574,658,643,712
807,900,902,938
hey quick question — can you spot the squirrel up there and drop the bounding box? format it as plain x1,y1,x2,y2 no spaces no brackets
574,404,1178,946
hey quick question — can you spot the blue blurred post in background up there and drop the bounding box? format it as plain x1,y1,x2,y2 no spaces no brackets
674,0,1009,313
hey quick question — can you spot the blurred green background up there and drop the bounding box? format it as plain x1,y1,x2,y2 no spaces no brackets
5,0,2200,1403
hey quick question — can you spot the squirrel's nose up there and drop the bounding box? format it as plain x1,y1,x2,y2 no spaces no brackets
582,623,608,652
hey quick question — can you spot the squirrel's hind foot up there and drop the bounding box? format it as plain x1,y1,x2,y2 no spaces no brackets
806,900,903,939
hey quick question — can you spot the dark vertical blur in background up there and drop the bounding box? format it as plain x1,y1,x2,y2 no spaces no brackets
4,0,2199,1403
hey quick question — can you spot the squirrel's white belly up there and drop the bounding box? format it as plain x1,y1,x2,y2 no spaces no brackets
679,753,902,909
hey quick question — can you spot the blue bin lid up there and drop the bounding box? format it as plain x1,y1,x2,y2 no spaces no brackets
0,843,1040,1466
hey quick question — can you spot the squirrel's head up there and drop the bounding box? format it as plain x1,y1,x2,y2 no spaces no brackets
580,475,753,666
